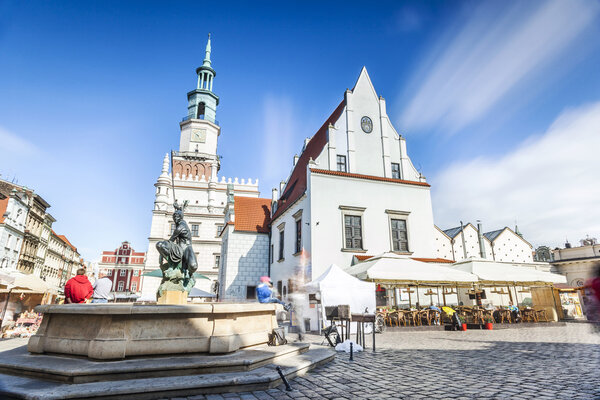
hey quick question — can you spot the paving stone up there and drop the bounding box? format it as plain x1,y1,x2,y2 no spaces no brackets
163,323,600,400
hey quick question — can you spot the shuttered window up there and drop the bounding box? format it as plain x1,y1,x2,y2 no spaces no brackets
391,219,408,252
344,215,363,249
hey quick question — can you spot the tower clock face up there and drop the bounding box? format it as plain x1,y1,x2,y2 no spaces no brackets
191,129,206,143
361,116,373,133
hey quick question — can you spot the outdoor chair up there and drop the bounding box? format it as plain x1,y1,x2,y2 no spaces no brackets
395,310,408,326
534,307,549,322
419,309,431,325
497,309,511,324
386,310,400,327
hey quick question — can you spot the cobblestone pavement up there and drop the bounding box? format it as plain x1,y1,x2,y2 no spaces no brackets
167,323,600,400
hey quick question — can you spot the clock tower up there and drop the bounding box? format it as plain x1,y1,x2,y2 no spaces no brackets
177,34,220,180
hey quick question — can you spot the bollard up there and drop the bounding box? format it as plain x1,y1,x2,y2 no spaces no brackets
350,342,354,361
276,366,293,391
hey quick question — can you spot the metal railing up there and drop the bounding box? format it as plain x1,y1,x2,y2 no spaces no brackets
181,114,219,126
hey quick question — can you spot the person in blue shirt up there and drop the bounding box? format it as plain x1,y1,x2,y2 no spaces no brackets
256,276,290,311
507,301,521,322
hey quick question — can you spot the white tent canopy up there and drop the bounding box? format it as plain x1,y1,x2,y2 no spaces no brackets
344,253,478,284
305,264,376,316
0,271,55,293
451,259,566,284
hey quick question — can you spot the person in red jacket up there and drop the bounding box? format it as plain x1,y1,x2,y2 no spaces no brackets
64,268,94,304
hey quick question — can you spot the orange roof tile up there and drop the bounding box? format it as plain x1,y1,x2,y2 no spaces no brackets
411,257,455,264
57,234,77,252
355,255,374,261
234,196,271,233
272,100,346,221
311,169,431,187
0,196,8,224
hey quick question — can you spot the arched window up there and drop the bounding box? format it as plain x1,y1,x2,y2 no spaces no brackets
197,102,205,119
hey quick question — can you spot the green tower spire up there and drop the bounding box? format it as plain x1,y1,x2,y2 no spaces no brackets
186,33,219,124
203,33,212,67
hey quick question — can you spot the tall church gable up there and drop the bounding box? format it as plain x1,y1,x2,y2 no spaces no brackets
313,67,424,183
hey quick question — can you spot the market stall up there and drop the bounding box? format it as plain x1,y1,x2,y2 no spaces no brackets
344,253,478,308
305,264,376,332
450,258,566,320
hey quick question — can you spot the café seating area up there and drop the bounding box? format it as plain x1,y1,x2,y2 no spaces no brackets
377,305,550,327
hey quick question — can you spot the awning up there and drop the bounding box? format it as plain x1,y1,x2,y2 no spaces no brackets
0,271,57,293
188,288,216,298
344,253,478,284
451,259,566,285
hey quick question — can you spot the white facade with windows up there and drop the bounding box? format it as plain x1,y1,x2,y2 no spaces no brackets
433,224,533,263
268,68,436,315
0,190,29,272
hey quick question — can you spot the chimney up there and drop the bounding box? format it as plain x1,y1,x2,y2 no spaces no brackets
293,154,299,166
279,181,286,195
271,188,278,216
477,220,486,259
460,221,467,259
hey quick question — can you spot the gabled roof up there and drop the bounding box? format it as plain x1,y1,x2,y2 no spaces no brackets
484,226,533,248
234,196,271,233
443,223,477,239
443,225,465,239
271,100,346,221
483,228,505,242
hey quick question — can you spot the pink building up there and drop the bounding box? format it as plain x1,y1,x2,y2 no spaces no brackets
98,241,145,299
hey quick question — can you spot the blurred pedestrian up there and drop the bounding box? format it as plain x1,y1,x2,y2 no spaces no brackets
64,268,93,304
288,268,308,341
256,276,290,310
92,273,113,303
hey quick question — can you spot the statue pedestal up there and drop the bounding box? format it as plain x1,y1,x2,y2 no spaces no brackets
157,290,187,305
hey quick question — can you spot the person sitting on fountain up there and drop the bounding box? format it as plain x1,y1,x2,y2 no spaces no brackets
256,276,291,311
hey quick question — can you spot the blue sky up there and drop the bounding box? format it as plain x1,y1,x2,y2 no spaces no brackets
1,1,599,260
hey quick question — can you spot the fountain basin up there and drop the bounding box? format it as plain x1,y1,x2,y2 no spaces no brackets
28,303,279,360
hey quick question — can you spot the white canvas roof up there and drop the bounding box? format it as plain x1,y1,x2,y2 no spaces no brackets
344,253,478,284
305,264,376,315
451,259,566,284
0,271,55,293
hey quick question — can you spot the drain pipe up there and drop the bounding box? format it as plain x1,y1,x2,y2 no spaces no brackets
460,221,468,259
477,220,486,259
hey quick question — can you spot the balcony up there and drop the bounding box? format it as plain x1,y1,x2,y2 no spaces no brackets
181,114,219,126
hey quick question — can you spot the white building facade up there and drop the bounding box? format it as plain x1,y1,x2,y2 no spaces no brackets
268,68,437,314
434,224,533,263
217,192,271,300
141,36,260,300
0,189,29,271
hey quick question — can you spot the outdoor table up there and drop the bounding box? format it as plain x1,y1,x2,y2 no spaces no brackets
521,308,537,322
352,313,376,351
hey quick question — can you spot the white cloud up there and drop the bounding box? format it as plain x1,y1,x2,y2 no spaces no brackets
432,101,600,248
0,126,40,156
399,0,600,134
260,95,297,190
